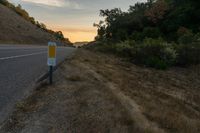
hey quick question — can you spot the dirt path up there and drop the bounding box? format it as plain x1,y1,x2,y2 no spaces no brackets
78,62,165,133
0,49,199,133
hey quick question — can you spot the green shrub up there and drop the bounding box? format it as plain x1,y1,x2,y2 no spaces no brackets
177,28,195,45
134,38,177,69
142,27,161,39
178,32,194,44
86,41,116,53
144,56,170,69
176,42,200,66
114,40,136,57
88,40,136,57
194,33,200,42
130,32,144,41
175,32,200,66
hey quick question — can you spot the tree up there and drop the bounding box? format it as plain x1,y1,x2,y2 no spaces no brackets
54,31,64,40
93,21,106,40
145,0,169,24
95,0,200,42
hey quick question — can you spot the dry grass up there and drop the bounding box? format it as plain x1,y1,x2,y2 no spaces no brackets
1,49,199,133
65,75,82,81
0,4,56,44
73,49,200,133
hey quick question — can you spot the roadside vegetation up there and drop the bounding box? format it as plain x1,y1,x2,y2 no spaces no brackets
0,0,71,44
1,49,199,133
92,0,200,69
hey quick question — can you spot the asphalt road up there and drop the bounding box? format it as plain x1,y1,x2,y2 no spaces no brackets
0,44,75,124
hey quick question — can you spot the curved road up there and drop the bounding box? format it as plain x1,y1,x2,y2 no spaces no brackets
0,44,75,124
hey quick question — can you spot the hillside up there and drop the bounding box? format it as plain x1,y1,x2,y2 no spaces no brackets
0,3,68,44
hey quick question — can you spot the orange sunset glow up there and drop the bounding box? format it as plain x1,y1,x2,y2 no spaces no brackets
51,27,97,42
9,0,147,42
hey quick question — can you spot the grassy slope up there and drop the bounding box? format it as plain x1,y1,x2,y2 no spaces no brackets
0,49,199,133
0,4,57,44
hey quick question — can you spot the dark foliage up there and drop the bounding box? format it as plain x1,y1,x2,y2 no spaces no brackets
94,0,200,68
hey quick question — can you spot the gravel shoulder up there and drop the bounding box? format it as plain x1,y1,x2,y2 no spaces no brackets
0,49,199,133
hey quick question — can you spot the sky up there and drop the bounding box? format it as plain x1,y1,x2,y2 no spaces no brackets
9,0,147,42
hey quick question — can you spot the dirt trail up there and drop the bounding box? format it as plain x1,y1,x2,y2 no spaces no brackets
0,49,199,133
78,62,165,133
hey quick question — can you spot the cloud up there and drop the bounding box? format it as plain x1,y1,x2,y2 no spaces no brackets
21,0,64,7
21,0,81,9
64,0,82,9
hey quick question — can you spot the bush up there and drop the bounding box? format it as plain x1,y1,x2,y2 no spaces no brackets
130,32,144,41
134,38,177,69
178,32,194,44
89,36,199,69
175,32,200,66
114,40,136,57
176,42,200,66
86,41,116,53
142,27,162,39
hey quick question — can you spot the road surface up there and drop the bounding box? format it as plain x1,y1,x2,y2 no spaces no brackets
0,44,75,124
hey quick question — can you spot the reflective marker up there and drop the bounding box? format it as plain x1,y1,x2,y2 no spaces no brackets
48,42,57,84
48,42,56,66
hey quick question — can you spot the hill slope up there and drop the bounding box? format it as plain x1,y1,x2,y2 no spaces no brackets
0,49,199,132
0,4,61,44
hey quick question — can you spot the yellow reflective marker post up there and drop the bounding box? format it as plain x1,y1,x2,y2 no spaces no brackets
48,42,56,66
48,45,56,58
48,42,57,84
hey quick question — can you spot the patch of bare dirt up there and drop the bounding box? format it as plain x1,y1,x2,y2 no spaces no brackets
0,49,200,133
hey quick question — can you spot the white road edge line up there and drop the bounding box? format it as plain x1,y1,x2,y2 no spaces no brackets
0,51,47,60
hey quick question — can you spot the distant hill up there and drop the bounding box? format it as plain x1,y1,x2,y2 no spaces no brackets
74,41,89,47
0,1,71,45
